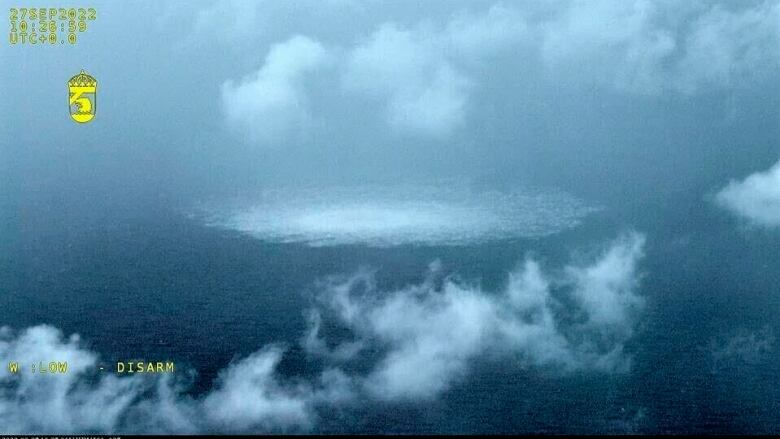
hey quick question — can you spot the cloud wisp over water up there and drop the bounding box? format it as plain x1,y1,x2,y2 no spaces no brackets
200,184,597,247
716,159,780,228
1,232,645,433
0,326,349,434
305,232,646,400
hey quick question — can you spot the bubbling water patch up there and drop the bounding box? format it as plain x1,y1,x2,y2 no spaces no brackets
197,184,597,247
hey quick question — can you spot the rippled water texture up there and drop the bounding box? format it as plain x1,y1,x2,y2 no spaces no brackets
198,184,598,247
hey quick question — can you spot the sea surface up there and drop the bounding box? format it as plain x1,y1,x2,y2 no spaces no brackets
1,186,779,434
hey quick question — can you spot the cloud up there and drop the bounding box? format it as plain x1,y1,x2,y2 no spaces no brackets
222,3,530,141
675,1,780,93
220,35,330,145
202,346,348,432
340,3,531,137
305,232,646,400
218,1,779,146
342,24,471,137
567,232,645,329
0,325,147,433
443,3,530,58
0,232,646,432
540,0,780,95
715,159,780,227
0,326,343,434
540,0,677,94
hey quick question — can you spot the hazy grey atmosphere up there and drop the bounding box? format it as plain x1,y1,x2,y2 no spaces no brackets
1,0,780,434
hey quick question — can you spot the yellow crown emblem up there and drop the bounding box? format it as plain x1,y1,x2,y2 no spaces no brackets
68,70,97,87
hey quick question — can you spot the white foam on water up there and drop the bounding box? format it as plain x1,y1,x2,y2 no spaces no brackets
197,184,597,247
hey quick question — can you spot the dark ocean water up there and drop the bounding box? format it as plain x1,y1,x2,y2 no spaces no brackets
1,191,779,434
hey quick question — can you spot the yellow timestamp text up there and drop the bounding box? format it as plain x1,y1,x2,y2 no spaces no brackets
9,7,97,45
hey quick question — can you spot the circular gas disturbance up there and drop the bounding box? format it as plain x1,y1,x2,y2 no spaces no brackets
199,184,597,247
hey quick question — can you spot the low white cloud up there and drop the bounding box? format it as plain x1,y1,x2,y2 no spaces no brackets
202,346,314,432
567,232,645,329
302,310,365,362
306,232,646,400
675,1,780,93
221,35,330,145
0,232,646,432
541,0,780,95
223,3,529,141
201,346,353,433
343,24,471,137
540,0,677,94
715,159,780,227
0,326,343,434
341,4,530,137
0,326,147,433
219,1,779,143
443,3,530,58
